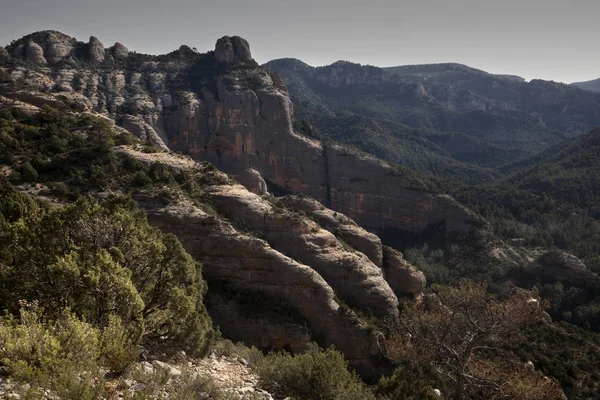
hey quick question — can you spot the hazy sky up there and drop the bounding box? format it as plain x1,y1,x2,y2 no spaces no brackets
1,0,598,83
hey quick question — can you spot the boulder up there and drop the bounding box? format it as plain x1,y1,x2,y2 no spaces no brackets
152,360,182,378
24,42,46,64
0,47,10,62
382,246,426,297
111,42,129,59
41,31,74,62
122,114,169,150
540,251,587,274
215,36,252,64
521,250,589,284
88,36,105,64
237,168,268,195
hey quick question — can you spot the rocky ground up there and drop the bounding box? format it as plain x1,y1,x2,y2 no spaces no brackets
0,351,276,399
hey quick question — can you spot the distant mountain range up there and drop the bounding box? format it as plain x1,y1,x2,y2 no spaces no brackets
571,78,600,93
264,59,600,183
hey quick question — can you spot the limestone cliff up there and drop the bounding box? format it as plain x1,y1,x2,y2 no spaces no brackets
0,31,486,239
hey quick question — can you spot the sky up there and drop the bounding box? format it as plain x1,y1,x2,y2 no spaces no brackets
0,0,598,83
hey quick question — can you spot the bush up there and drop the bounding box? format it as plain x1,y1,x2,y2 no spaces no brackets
20,161,39,182
0,303,109,399
0,187,215,356
255,343,375,400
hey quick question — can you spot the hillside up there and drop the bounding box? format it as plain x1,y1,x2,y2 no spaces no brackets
263,58,600,182
571,78,600,93
0,31,599,399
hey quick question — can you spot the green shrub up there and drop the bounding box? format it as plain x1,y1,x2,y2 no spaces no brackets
20,161,39,182
0,303,107,398
133,170,152,186
255,343,375,400
375,366,439,400
0,186,215,356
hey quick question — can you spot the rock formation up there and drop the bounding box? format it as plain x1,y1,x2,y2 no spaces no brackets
521,250,589,284
0,31,487,241
40,31,75,63
237,168,268,195
121,114,169,150
24,42,46,64
382,246,426,297
278,195,383,266
215,36,253,64
111,42,129,59
88,36,105,64
135,190,391,376
0,47,9,62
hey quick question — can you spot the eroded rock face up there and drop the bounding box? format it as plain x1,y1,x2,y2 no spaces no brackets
41,31,75,63
25,42,46,64
137,195,390,377
111,42,129,59
88,36,105,64
215,36,252,64
382,246,426,297
279,195,383,266
0,47,9,62
122,114,169,150
525,251,589,284
205,184,399,319
237,168,268,195
2,33,484,240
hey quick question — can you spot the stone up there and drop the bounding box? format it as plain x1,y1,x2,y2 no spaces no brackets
140,193,392,378
117,379,134,389
525,361,535,370
206,185,399,318
25,42,46,64
522,250,589,284
138,361,154,374
152,360,182,378
88,36,105,64
111,42,129,59
382,246,426,297
122,114,169,150
0,47,10,62
279,195,383,266
257,389,275,400
215,36,252,64
237,168,268,195
40,31,74,63
161,43,487,238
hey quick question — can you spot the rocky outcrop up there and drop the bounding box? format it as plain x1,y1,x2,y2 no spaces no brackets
121,114,169,150
111,42,129,59
382,246,426,297
24,42,46,64
279,195,383,266
88,36,105,64
0,47,9,62
237,168,268,195
162,65,486,236
41,31,75,63
206,292,311,353
521,250,590,284
1,32,485,241
205,185,399,318
138,195,390,376
215,36,253,64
